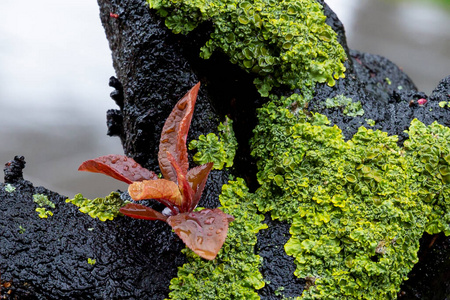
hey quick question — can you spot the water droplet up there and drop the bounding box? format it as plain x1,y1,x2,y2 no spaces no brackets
216,229,222,234
165,126,175,134
208,227,214,231
204,217,215,225
161,138,169,144
177,100,187,110
123,157,128,161
111,158,119,164
130,172,135,176
196,236,203,245
132,163,138,168
123,166,129,171
207,232,213,236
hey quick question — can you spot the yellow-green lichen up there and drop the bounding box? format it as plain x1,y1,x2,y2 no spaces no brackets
323,95,364,117
439,101,450,108
4,184,16,193
189,116,238,170
168,178,267,299
365,119,375,126
66,192,128,222
145,1,448,298
33,194,55,218
250,94,450,299
148,0,347,96
33,193,55,208
18,225,26,234
36,207,54,218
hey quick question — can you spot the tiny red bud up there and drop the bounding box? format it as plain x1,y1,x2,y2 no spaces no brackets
417,98,427,105
110,12,119,19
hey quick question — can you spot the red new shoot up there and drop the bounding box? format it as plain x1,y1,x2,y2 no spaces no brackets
78,82,234,260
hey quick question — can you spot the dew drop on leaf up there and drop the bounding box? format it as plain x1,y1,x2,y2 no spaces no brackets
177,100,188,110
165,126,176,134
205,217,215,224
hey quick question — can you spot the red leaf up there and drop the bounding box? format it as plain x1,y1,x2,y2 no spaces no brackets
78,154,157,184
167,209,234,260
159,82,201,182
128,179,183,208
167,152,194,212
187,162,213,211
119,203,167,222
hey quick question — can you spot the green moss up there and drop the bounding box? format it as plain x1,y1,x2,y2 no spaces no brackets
168,95,450,299
33,193,55,218
404,120,450,235
4,184,16,193
365,119,375,127
168,178,267,299
439,101,450,108
146,1,448,298
274,286,285,296
148,0,347,96
18,225,26,234
250,94,450,299
36,207,53,218
323,95,364,117
66,192,128,222
33,193,55,208
189,116,238,170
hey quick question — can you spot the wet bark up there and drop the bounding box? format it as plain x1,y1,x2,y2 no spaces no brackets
1,0,449,299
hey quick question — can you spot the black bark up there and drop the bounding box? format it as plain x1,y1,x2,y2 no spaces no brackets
1,0,450,299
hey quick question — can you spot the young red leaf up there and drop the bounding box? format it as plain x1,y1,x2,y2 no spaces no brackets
119,203,167,222
158,82,201,182
167,208,235,260
128,179,183,207
186,162,213,211
78,154,157,184
166,152,195,212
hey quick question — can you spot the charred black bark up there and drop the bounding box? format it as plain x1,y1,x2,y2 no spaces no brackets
0,156,188,299
1,0,450,298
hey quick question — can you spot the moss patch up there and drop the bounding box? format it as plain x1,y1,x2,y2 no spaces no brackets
251,94,450,299
33,193,55,218
66,192,128,222
145,1,449,298
322,95,364,117
147,0,346,96
189,116,238,170
168,178,267,299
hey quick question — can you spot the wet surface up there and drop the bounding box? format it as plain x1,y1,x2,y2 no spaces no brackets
1,1,449,298
327,0,450,94
0,156,186,299
1,0,449,198
399,233,450,300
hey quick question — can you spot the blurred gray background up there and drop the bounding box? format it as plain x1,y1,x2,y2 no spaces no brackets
1,0,449,199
